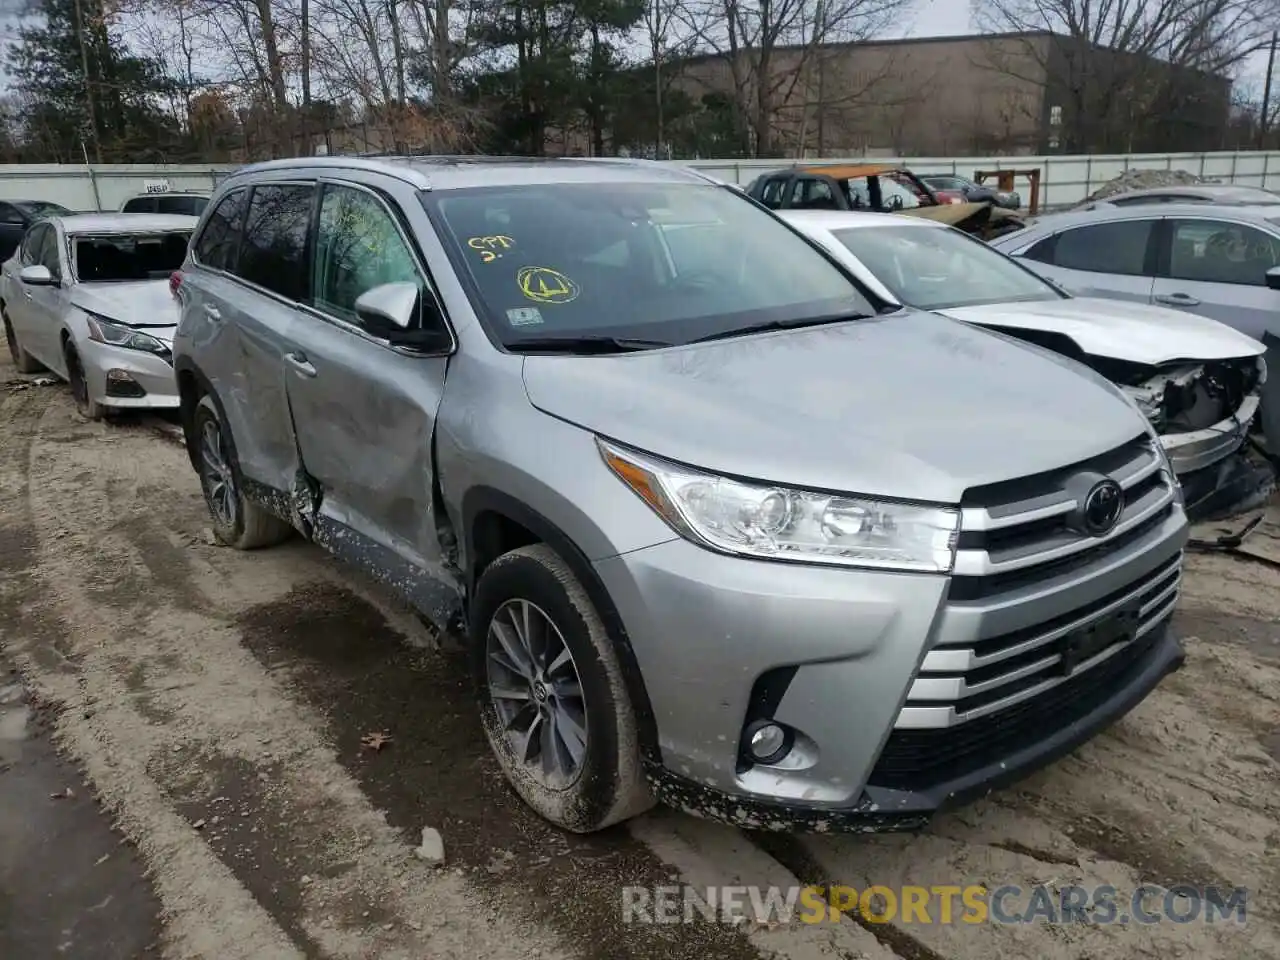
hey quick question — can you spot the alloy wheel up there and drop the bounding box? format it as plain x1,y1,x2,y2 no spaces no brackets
486,598,588,788
3,316,18,366
200,417,238,528
65,348,89,410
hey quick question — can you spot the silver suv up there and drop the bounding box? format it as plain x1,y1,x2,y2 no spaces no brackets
172,156,1189,834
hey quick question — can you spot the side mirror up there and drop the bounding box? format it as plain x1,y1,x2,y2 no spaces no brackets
354,281,418,331
19,264,55,286
353,281,451,351
1266,267,1280,291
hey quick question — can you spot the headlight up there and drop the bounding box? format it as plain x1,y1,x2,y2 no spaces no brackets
85,315,168,355
598,440,960,572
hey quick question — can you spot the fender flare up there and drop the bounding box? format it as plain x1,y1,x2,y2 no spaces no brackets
461,485,660,762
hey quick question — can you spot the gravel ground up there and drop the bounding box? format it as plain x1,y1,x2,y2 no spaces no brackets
0,358,1277,960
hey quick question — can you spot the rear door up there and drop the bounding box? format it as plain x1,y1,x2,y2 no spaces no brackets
1149,216,1280,341
182,183,313,492
282,178,453,580
1016,217,1159,302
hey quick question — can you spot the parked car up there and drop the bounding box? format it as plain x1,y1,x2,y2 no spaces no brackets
0,199,73,263
173,155,1187,835
989,203,1280,341
921,173,1021,210
120,191,211,216
780,209,1272,521
1082,184,1280,209
0,213,195,419
744,163,1026,240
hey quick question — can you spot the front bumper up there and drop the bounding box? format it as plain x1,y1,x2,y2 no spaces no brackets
80,338,178,410
646,622,1183,832
1162,392,1258,475
595,485,1186,830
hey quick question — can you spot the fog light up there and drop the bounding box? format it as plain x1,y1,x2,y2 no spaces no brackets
105,369,146,398
745,720,790,764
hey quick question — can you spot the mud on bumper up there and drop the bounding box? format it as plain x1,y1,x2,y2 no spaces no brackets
645,621,1184,834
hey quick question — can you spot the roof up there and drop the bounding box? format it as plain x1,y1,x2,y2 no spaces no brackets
1095,184,1280,206
56,213,199,234
226,155,714,191
778,209,940,231
792,162,905,179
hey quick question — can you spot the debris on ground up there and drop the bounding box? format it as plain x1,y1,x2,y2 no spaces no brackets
360,731,392,752
49,787,75,800
1079,167,1209,205
31,377,55,386
413,826,445,865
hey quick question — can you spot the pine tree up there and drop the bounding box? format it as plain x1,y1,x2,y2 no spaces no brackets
9,0,180,162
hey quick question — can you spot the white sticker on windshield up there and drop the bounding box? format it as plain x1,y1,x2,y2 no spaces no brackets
506,306,543,327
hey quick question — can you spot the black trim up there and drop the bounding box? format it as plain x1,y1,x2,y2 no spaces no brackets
643,622,1183,834
461,486,661,763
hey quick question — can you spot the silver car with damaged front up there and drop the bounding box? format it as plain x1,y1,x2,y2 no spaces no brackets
172,156,1188,834
0,213,194,419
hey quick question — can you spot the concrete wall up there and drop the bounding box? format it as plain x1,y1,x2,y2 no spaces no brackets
3,150,1280,212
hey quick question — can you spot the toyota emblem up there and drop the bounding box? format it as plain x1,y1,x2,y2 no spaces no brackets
1081,479,1124,536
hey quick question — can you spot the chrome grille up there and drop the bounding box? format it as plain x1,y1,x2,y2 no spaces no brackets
892,433,1185,733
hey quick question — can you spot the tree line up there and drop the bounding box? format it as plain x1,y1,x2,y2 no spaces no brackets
0,0,1274,164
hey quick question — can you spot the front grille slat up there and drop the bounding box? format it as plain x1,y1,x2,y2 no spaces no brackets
870,433,1186,792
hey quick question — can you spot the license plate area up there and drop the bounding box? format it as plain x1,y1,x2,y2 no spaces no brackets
1058,603,1141,676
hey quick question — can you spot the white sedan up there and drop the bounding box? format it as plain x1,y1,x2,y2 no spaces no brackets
0,213,195,420
780,208,1273,521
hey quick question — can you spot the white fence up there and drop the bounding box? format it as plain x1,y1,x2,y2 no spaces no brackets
4,150,1280,211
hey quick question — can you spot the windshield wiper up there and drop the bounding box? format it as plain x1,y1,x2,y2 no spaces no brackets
506,335,674,354
689,312,876,345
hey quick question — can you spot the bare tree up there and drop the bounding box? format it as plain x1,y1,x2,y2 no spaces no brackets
677,0,910,156
976,0,1275,152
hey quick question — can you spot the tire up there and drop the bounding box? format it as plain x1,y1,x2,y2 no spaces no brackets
63,342,105,421
3,307,42,373
470,543,653,833
193,393,292,550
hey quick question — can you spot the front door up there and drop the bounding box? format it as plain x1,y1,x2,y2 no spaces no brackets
23,223,71,373
1149,216,1280,342
1017,217,1159,302
282,180,452,591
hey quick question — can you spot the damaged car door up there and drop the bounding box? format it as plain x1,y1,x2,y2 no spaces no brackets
282,179,454,606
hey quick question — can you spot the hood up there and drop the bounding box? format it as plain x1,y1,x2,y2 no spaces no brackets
938,297,1265,366
521,311,1149,503
70,281,179,335
898,201,989,227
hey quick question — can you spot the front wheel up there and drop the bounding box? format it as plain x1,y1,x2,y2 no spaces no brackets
470,544,653,832
193,394,292,550
64,342,104,420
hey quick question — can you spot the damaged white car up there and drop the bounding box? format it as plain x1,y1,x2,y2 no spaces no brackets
782,209,1272,521
0,213,195,420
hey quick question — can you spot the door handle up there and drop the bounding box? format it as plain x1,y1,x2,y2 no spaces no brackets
1154,293,1201,307
202,304,222,321
285,351,317,378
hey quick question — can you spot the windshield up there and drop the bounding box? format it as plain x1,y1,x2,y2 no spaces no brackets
425,182,876,348
72,231,192,283
843,177,923,211
830,224,1063,310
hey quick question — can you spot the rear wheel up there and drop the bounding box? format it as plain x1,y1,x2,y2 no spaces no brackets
3,307,42,373
63,341,104,421
194,393,292,549
470,543,652,833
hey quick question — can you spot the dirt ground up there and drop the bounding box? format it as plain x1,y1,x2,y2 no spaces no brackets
0,356,1277,960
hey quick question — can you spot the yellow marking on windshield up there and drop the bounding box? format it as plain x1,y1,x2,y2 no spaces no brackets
468,235,514,263
517,266,579,304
